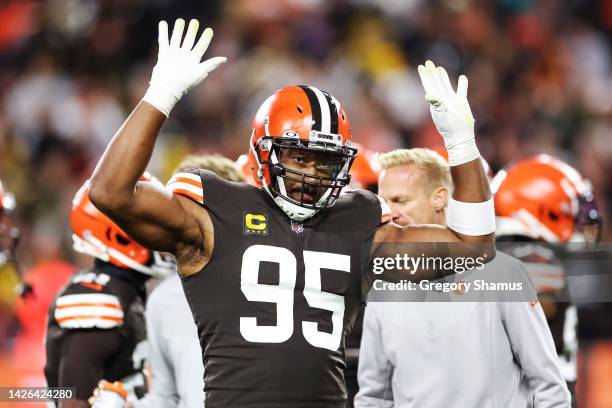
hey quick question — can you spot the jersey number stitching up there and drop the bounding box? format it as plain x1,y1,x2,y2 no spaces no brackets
240,244,350,351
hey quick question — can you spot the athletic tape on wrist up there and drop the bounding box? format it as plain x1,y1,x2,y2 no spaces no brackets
446,197,495,236
447,137,480,167
142,84,180,117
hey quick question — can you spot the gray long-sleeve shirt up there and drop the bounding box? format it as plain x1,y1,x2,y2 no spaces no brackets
355,252,570,408
133,275,204,408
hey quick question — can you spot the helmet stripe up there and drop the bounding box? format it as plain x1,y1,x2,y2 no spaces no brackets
323,91,339,134
308,86,331,133
299,85,322,132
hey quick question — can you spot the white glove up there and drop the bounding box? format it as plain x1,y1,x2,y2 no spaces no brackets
417,60,479,166
143,18,227,116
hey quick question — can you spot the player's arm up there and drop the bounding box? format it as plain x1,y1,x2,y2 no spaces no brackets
89,103,194,254
58,330,123,408
372,61,495,269
89,19,226,255
374,159,493,244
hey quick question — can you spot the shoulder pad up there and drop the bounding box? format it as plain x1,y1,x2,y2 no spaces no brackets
340,189,392,225
54,293,124,329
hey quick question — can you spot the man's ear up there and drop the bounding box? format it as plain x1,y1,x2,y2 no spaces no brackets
430,186,448,212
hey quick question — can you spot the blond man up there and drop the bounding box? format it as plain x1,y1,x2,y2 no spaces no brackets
355,148,570,408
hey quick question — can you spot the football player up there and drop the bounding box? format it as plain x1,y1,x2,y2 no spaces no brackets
493,154,603,406
87,19,495,407
44,175,174,408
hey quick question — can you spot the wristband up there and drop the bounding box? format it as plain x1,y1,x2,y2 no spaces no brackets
447,136,480,167
142,83,181,117
446,197,495,236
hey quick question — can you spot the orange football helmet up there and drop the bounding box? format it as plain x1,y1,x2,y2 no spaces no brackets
235,154,257,186
348,143,379,191
247,85,357,221
493,154,601,243
71,174,174,278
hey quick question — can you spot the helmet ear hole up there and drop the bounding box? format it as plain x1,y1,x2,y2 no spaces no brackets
296,105,303,113
548,211,559,221
115,233,131,246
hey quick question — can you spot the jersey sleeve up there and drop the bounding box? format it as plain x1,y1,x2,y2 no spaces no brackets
341,189,391,234
376,194,393,225
166,169,252,220
54,293,124,329
166,169,204,205
58,330,123,400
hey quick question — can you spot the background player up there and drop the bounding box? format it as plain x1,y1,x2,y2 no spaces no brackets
494,154,603,406
87,18,495,407
44,175,174,408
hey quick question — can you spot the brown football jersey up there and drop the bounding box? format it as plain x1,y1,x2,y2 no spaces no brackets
168,169,385,408
44,262,147,401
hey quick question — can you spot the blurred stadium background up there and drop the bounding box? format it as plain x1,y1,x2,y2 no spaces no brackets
0,0,610,406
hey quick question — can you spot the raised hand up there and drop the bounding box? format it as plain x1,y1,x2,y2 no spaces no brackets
417,60,478,166
143,18,227,117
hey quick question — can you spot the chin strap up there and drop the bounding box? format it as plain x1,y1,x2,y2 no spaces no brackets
274,196,316,221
